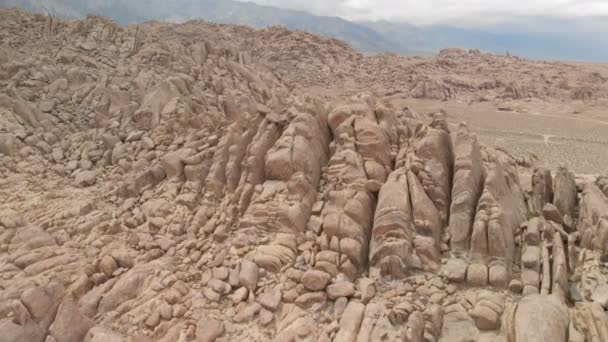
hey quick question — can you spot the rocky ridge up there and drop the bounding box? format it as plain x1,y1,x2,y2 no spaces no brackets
1,8,608,342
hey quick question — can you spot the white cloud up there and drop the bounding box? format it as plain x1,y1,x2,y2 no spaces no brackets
237,0,608,25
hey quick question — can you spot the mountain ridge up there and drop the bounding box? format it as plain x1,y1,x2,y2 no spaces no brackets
1,0,608,60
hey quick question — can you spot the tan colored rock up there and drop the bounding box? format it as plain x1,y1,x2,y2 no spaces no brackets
98,269,146,313
20,286,54,320
578,183,608,253
99,255,118,278
326,281,356,300
358,278,376,304
258,287,282,311
83,326,124,342
553,166,577,221
75,171,97,187
369,167,414,278
295,292,327,308
413,116,454,226
542,203,563,224
238,260,258,290
196,316,224,342
49,298,94,342
301,270,331,291
259,308,274,326
514,295,568,342
591,284,608,309
530,168,554,215
334,301,365,342
234,302,262,323
231,287,249,304
449,123,484,253
145,310,160,328
0,9,607,342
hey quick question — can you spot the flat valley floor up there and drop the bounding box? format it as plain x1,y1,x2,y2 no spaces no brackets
393,98,608,175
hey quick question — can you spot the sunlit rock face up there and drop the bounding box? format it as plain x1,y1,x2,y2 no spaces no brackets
1,8,608,342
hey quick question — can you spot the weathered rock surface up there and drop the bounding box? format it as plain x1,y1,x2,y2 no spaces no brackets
0,8,607,342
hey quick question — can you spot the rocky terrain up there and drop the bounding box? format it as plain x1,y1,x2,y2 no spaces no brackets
6,0,608,61
1,8,608,342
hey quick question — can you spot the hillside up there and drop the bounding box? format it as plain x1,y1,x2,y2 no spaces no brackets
2,0,608,60
0,0,397,53
1,8,608,342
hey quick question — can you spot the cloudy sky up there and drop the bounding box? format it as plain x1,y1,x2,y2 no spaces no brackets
236,0,608,25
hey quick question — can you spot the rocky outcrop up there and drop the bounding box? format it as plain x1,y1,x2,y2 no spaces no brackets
1,8,608,342
578,182,608,254
553,165,578,222
318,103,385,279
370,167,414,277
449,123,484,253
530,168,553,215
245,109,329,272
513,295,569,342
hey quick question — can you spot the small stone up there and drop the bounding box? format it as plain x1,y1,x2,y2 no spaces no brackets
591,284,608,309
523,285,539,296
208,279,231,295
90,273,107,285
312,201,324,215
75,171,96,187
542,203,563,224
509,279,523,294
467,263,488,286
569,285,583,303
228,267,240,287
196,316,223,342
173,304,186,318
164,288,182,304
213,225,229,242
307,216,323,234
334,297,348,320
259,308,274,326
429,276,444,289
257,287,282,311
285,268,303,282
489,263,509,289
159,301,172,320
213,267,229,281
99,255,118,278
145,311,160,328
39,100,55,112
21,287,52,319
203,288,221,302
141,137,155,150
326,282,356,300
429,292,447,304
358,278,376,304
444,259,467,282
446,284,457,295
470,306,500,330
283,289,299,303
126,131,145,142
295,292,327,308
301,270,331,291
239,260,259,290
231,287,249,304
234,302,261,323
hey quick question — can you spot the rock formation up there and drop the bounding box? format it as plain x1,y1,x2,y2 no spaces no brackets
0,8,608,342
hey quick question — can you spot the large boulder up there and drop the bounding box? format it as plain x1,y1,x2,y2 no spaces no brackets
514,295,568,342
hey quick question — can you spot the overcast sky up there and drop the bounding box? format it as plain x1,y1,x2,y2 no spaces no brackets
236,0,608,25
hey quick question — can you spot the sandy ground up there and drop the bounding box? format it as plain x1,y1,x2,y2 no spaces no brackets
391,98,608,175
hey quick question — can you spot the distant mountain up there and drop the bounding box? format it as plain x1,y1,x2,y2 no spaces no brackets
359,19,608,62
2,0,608,61
0,0,399,53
